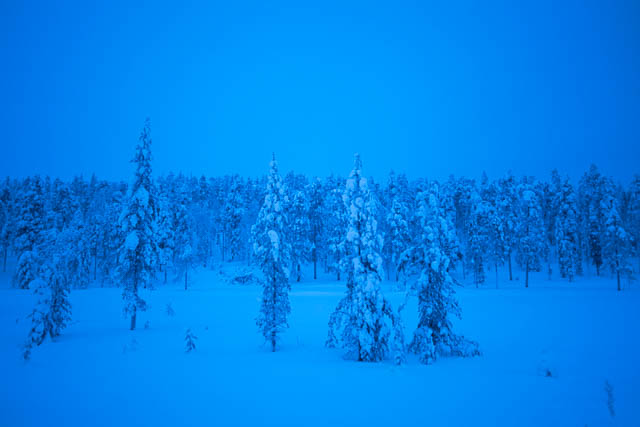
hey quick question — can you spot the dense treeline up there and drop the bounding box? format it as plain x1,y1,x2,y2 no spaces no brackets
2,164,638,293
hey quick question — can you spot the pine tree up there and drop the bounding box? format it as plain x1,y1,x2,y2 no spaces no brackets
58,209,92,289
327,154,402,362
13,177,46,288
384,172,411,281
627,175,640,273
400,182,479,364
252,155,291,351
117,118,157,330
496,172,518,281
466,187,491,287
307,178,325,280
0,181,13,273
221,175,245,262
516,178,546,288
554,174,580,281
156,189,175,284
174,181,197,290
601,180,633,291
289,189,311,282
323,175,347,281
578,165,606,275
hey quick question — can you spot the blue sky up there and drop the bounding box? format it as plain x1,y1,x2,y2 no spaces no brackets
1,0,639,182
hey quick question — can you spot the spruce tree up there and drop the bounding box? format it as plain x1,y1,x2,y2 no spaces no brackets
466,187,491,287
174,181,197,290
117,118,157,330
251,155,291,351
327,154,402,363
384,172,411,282
289,189,311,282
554,174,580,281
307,178,325,280
601,180,632,291
323,175,347,280
400,182,479,364
516,178,546,288
627,175,640,273
496,172,518,281
578,165,606,275
221,175,245,262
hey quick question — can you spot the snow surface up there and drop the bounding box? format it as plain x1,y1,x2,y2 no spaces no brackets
1,265,638,426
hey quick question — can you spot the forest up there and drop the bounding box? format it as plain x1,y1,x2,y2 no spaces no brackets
2,120,638,364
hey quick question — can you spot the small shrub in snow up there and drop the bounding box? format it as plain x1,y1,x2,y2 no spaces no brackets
166,303,175,317
23,260,71,360
604,380,615,418
185,328,198,353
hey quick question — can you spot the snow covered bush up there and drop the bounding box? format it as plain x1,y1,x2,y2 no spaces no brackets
23,258,71,360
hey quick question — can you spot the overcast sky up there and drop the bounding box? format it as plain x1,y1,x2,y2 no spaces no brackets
1,1,639,183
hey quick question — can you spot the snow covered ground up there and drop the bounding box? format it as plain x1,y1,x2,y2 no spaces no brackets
1,265,638,426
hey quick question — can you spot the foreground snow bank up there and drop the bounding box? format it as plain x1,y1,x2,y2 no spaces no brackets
0,269,638,426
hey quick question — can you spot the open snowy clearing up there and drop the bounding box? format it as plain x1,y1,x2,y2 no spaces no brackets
1,267,638,427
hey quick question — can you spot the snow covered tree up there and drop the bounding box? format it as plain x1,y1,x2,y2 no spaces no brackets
554,174,580,281
383,172,412,281
496,172,519,281
399,182,479,364
627,175,640,273
323,175,347,280
155,186,175,284
117,118,157,330
307,178,325,280
251,155,291,351
173,181,197,290
466,187,491,287
23,251,72,360
326,154,402,363
289,189,311,282
13,177,46,288
0,181,14,273
578,165,606,275
601,180,633,291
516,179,546,288
220,175,245,262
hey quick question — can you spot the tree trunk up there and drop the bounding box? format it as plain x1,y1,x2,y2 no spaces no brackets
525,261,529,288
312,244,317,280
2,246,6,273
130,307,137,331
185,268,188,290
164,269,167,284
271,270,277,352
94,244,98,281
617,270,621,292
495,262,498,289
297,264,301,282
508,251,513,281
